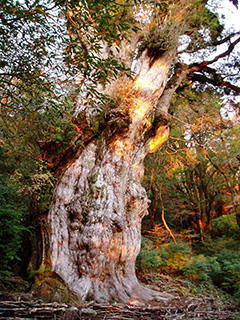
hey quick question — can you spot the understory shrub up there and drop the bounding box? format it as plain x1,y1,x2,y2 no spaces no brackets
209,248,240,300
164,241,192,273
211,214,239,239
0,176,28,271
138,235,240,301
182,255,220,282
137,237,192,274
136,237,167,272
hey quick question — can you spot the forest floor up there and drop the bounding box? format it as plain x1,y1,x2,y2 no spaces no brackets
0,273,239,320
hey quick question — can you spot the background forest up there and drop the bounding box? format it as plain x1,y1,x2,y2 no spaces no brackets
138,90,240,304
0,0,240,309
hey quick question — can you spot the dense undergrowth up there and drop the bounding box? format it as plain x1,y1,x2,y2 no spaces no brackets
137,213,240,306
0,175,29,273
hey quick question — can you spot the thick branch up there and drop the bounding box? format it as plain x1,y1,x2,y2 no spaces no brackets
191,73,240,93
213,32,240,46
190,36,240,71
155,65,188,119
178,32,240,55
155,36,240,121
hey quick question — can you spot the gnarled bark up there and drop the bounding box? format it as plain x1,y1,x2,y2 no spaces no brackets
46,1,240,303
47,49,175,303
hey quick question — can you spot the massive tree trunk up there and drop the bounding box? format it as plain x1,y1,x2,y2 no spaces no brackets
47,47,176,303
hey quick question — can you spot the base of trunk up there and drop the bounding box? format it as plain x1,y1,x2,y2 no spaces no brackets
48,139,172,304
67,270,173,304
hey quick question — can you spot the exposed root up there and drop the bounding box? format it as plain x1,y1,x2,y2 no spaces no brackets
127,283,175,306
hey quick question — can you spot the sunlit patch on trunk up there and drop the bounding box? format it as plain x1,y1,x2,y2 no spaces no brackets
134,77,160,94
129,98,153,121
148,125,169,153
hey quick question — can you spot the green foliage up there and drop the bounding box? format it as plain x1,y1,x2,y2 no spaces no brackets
0,1,78,212
165,241,192,272
138,234,240,301
137,238,192,274
136,237,168,271
0,0,68,113
144,88,240,237
138,0,225,56
138,20,180,55
210,248,240,300
212,214,239,238
182,255,220,282
0,93,75,215
12,161,56,215
0,0,136,122
183,0,224,49
0,176,28,271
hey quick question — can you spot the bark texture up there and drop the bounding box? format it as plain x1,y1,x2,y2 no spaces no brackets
48,49,175,303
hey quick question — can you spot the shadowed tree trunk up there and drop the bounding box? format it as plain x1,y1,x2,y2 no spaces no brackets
48,48,175,303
